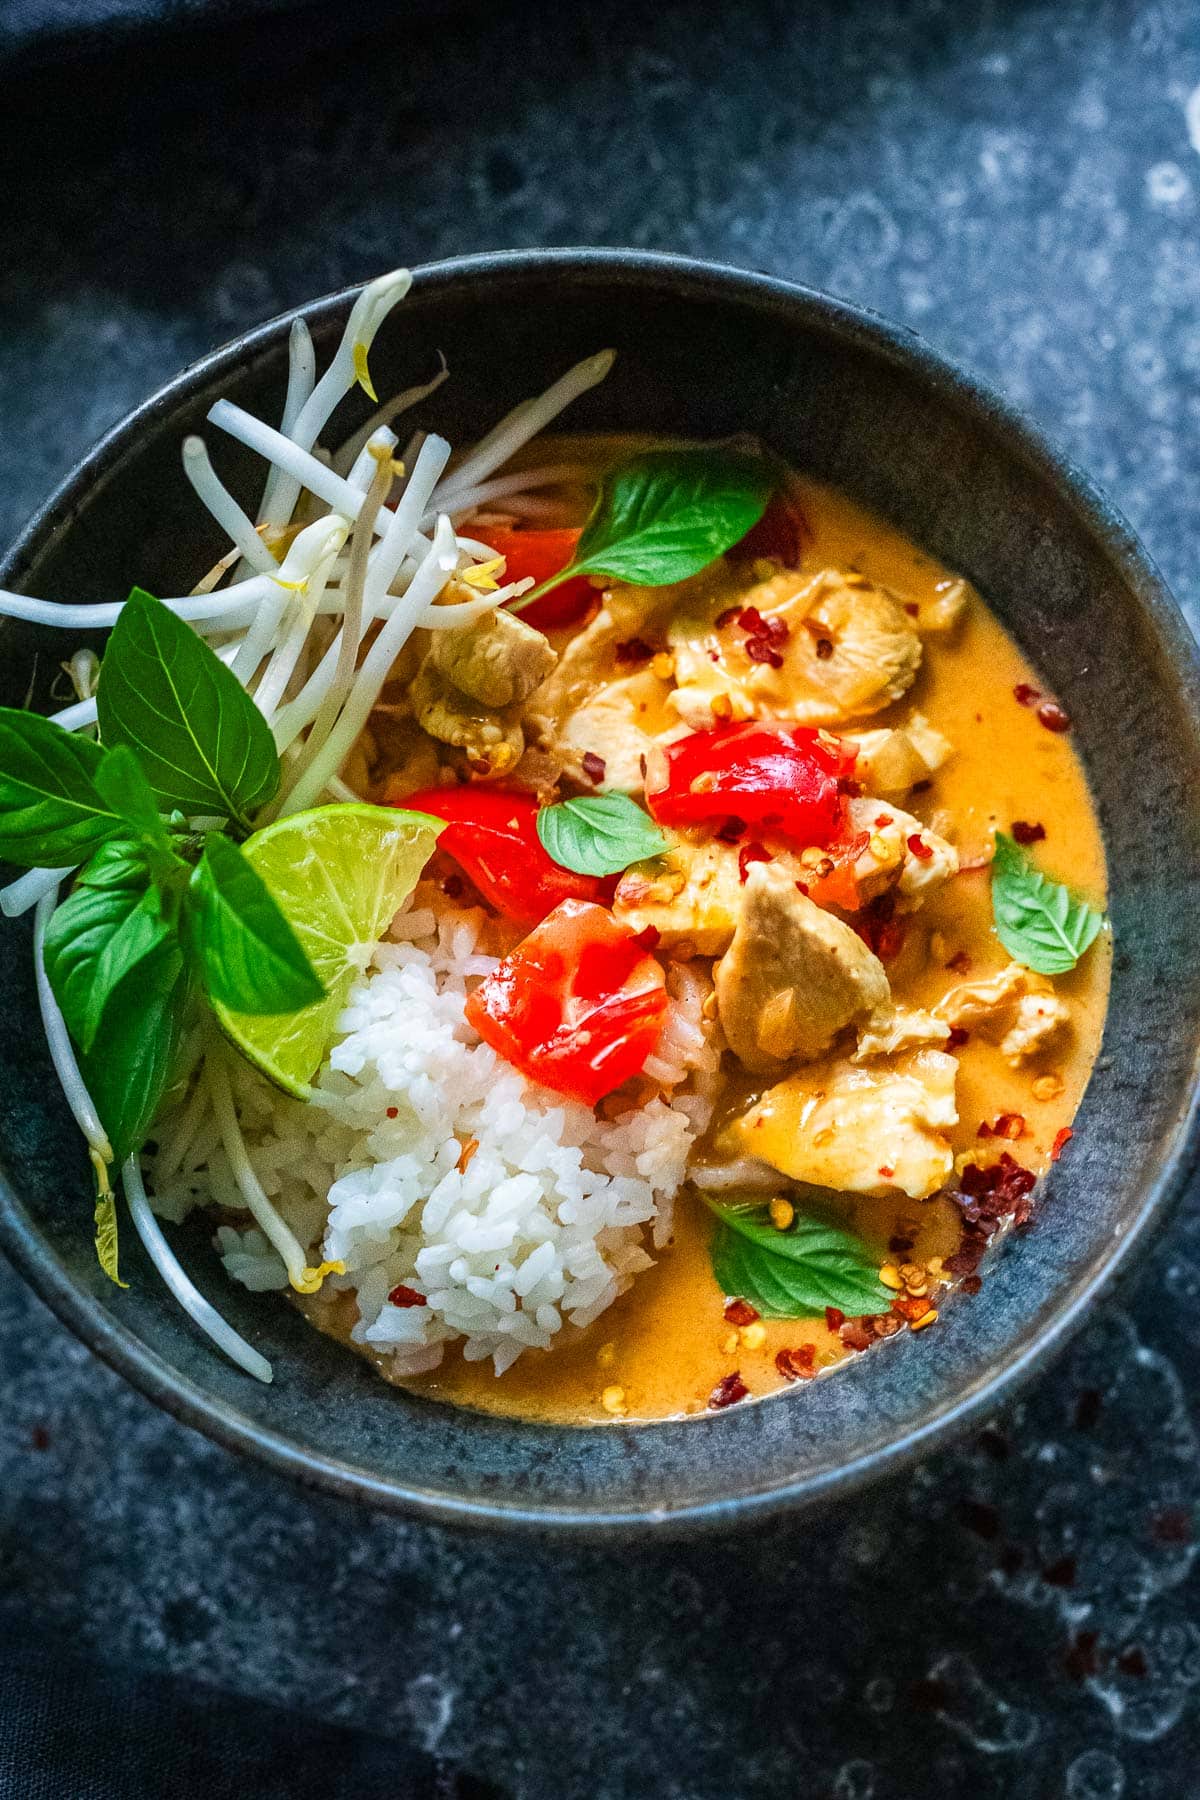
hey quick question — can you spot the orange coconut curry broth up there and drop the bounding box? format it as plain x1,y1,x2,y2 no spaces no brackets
326,444,1109,1426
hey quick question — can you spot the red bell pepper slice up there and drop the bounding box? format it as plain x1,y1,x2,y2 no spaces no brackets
464,900,667,1105
399,786,608,925
731,490,808,567
476,526,597,631
645,722,855,847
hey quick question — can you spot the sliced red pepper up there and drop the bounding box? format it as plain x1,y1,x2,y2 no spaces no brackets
731,489,808,567
465,900,668,1105
400,786,607,924
475,526,597,631
645,721,855,847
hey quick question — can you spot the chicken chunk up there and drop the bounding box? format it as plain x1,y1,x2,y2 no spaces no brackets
614,837,748,957
727,1048,958,1200
427,607,556,709
409,660,525,778
557,668,681,795
844,797,959,908
934,962,1070,1066
715,862,890,1071
847,714,953,799
526,579,689,727
669,566,922,730
853,1004,950,1062
912,577,971,634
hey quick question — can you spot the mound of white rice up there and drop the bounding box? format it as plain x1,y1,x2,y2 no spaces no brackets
153,900,717,1376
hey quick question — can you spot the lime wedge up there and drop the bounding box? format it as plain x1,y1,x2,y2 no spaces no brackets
215,803,441,1097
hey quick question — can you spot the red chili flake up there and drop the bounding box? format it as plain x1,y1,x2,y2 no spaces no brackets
387,1284,426,1308
904,603,920,618
1011,819,1046,845
994,1112,1027,1140
1037,700,1072,733
581,751,607,784
958,1498,1001,1540
875,813,892,828
708,1371,749,1410
825,1307,845,1333
855,892,907,960
1051,1127,1073,1162
946,949,972,973
958,1152,1038,1230
745,639,784,667
891,1294,933,1323
1063,1631,1103,1682
714,606,741,629
737,607,763,631
761,614,789,646
1074,1388,1102,1429
1149,1506,1194,1545
1042,1555,1077,1588
775,1345,817,1382
907,833,934,861
1013,682,1041,706
814,637,834,660
873,1313,902,1338
1117,1645,1149,1678
442,872,465,899
738,841,772,882
723,1297,759,1327
977,1120,993,1138
30,1424,51,1452
839,1321,873,1352
632,924,661,951
947,1026,970,1048
386,1106,399,1120
614,637,655,665
961,1274,983,1294
877,1164,895,1180
716,817,747,843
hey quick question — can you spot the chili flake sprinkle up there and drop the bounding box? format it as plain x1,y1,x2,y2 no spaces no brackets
738,841,772,883
906,833,934,861
1037,700,1072,733
1013,682,1041,707
775,1344,817,1382
708,1371,749,1410
388,1284,426,1308
723,1297,759,1327
1051,1127,1073,1161
825,1307,845,1333
1011,819,1046,845
581,751,607,784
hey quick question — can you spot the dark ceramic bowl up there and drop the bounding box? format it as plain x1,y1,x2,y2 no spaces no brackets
2,250,1198,1533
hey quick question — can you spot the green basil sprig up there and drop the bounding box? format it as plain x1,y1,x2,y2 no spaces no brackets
510,448,774,610
98,587,280,828
704,1195,891,1319
990,832,1104,975
0,588,326,1278
536,793,668,876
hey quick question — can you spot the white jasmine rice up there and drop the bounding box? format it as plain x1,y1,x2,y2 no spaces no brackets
152,900,716,1376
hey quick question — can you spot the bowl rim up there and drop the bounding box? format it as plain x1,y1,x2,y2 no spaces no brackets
2,245,1198,1535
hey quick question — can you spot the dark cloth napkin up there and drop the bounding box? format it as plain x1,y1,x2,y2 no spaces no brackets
0,1632,503,1800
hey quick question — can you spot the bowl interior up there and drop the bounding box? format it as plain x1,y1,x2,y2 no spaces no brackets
2,252,1199,1530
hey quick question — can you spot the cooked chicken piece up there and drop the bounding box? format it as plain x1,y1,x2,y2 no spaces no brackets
853,1004,950,1061
427,607,556,709
934,962,1071,1066
557,668,681,795
715,862,890,1071
727,1048,958,1200
614,837,748,957
844,797,959,908
409,660,525,779
668,567,922,730
526,579,691,727
912,577,971,634
848,714,953,799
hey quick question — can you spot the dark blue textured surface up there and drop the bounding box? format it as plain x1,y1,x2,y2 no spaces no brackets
2,1,1200,1794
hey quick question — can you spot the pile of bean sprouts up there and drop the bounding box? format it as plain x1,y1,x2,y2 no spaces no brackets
0,269,614,1380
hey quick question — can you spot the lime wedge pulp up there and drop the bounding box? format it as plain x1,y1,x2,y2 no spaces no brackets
215,803,442,1097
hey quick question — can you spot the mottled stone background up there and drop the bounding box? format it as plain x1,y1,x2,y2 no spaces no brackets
2,1,1199,1795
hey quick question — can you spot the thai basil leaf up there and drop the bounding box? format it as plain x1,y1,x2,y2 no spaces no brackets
97,588,279,828
512,449,774,607
75,930,189,1166
186,831,325,1014
535,793,668,877
0,705,126,867
93,743,175,859
990,832,1104,975
706,1196,890,1318
43,850,175,1055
